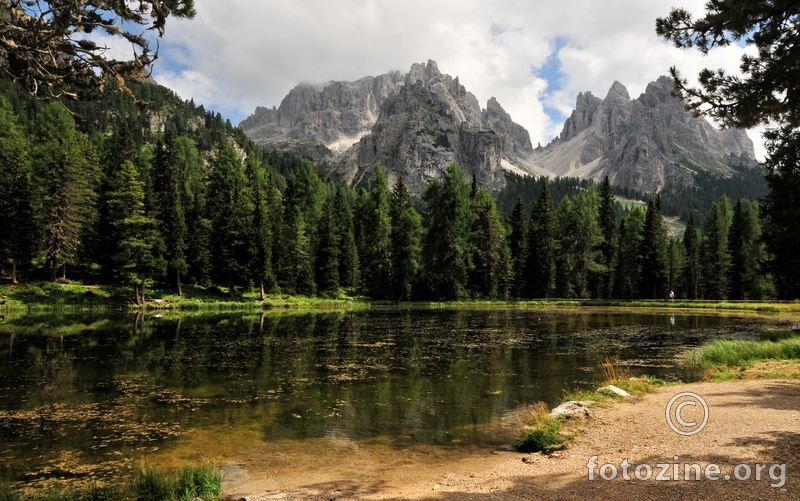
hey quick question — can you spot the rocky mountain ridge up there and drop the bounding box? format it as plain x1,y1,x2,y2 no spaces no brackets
532,76,757,192
239,60,539,193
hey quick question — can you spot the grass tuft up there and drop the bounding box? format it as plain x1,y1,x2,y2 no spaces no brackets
512,402,567,453
687,336,800,370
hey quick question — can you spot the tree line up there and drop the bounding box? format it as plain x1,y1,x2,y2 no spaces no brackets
0,92,774,302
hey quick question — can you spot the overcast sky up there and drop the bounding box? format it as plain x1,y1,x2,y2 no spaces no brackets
145,0,765,159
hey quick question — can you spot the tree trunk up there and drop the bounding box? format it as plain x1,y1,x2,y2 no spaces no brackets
177,270,182,297
259,279,265,301
11,260,17,285
134,283,141,305
141,277,146,303
61,265,66,282
51,261,57,282
229,283,235,298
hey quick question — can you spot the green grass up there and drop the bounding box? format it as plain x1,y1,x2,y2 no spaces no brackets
687,336,800,370
512,402,567,453
0,464,221,501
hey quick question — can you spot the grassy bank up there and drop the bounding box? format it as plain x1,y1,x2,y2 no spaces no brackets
0,281,370,312
513,357,670,453
0,464,221,501
686,332,800,380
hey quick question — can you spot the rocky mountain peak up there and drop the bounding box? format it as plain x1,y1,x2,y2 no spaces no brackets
533,75,758,193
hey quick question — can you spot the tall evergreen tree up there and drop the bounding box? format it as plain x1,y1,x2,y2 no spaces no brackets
207,144,253,295
682,214,701,299
667,238,685,298
639,197,669,299
389,175,422,302
246,155,276,299
315,194,340,297
597,176,618,298
555,188,602,298
360,164,393,298
614,207,645,299
106,160,166,304
31,102,98,281
334,188,359,291
508,196,527,298
422,163,474,300
469,189,511,299
701,202,731,299
729,198,769,299
153,131,188,295
0,96,36,283
525,179,557,298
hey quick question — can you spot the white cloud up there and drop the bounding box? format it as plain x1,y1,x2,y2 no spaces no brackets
151,0,762,152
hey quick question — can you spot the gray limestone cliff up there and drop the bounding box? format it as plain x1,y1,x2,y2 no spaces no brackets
534,76,757,192
239,60,534,193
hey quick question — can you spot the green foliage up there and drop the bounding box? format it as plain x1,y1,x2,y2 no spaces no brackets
469,189,511,299
525,179,557,298
639,197,668,299
512,403,566,453
555,187,602,298
508,197,527,297
701,201,731,299
389,175,422,301
613,207,645,299
359,164,393,298
682,214,700,299
422,163,474,300
0,95,36,282
688,337,800,370
597,177,617,298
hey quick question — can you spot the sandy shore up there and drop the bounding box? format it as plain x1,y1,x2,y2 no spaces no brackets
222,378,799,500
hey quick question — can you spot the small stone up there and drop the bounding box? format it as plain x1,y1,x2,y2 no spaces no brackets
598,385,631,397
550,401,594,419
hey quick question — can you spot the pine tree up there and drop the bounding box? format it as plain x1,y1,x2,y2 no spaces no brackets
422,163,474,300
0,96,36,283
153,131,188,295
389,175,422,302
106,160,166,304
730,198,769,299
469,189,511,299
639,197,669,299
614,207,645,299
701,202,731,299
207,144,253,295
334,188,359,291
682,214,701,299
597,176,617,298
508,196,527,298
555,188,602,298
31,103,98,281
315,194,340,297
360,164,393,298
246,155,276,300
525,179,557,298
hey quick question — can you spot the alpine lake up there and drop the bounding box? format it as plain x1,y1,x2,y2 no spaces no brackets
0,306,790,493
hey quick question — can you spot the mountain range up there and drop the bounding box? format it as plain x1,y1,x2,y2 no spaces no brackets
239,61,758,194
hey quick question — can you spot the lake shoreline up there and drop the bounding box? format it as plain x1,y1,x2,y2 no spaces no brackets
223,375,799,500
3,282,800,314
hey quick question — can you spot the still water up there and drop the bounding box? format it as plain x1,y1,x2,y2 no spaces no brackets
0,307,783,489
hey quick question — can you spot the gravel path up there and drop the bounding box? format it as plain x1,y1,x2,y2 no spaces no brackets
227,379,799,500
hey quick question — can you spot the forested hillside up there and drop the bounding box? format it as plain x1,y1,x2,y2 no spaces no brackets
0,81,774,302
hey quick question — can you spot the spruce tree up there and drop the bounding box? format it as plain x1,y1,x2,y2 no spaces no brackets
0,96,35,283
422,163,474,300
598,176,617,298
469,189,511,299
360,164,393,298
207,144,253,295
702,203,731,299
334,188,359,291
682,214,701,299
106,160,166,304
730,198,768,299
31,102,98,281
315,194,340,297
639,197,669,299
389,175,422,302
555,188,602,298
508,196,527,298
525,179,557,298
246,155,276,299
614,207,645,299
153,131,188,295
